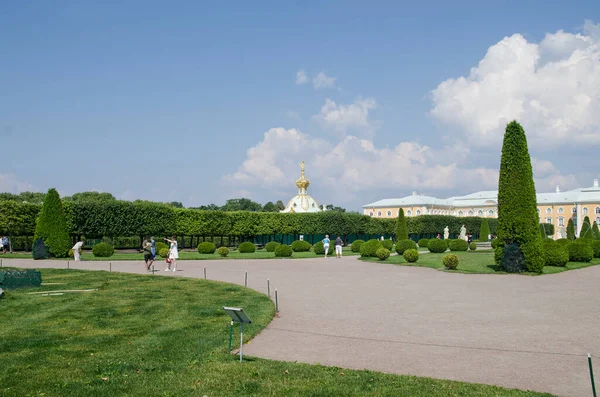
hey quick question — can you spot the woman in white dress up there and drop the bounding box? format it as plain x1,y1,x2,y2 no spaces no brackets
164,236,179,272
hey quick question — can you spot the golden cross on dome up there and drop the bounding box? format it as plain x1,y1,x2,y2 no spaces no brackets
300,161,305,177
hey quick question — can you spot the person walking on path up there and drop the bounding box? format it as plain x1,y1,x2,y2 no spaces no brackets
322,235,330,258
142,238,154,271
72,240,84,261
164,236,178,272
334,235,343,258
150,237,156,259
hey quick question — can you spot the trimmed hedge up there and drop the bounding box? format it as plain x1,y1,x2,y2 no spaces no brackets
265,241,280,252
360,239,383,258
197,242,216,254
313,241,334,255
427,239,448,253
491,238,499,249
218,246,229,257
479,218,490,242
395,239,417,255
556,239,571,250
542,239,568,267
403,249,419,263
418,238,430,248
274,244,293,257
381,239,393,250
591,240,600,259
568,241,593,262
443,254,459,270
396,209,408,240
238,241,256,253
469,242,477,251
92,242,114,257
291,240,311,252
376,248,390,261
351,240,364,252
449,239,468,252
33,188,71,258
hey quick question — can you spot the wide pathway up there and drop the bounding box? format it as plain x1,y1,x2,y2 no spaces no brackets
5,256,599,397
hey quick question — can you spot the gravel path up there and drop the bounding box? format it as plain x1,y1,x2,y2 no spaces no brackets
4,256,599,397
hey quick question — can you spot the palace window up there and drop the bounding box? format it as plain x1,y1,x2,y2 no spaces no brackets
488,210,494,216
546,217,552,224
546,208,551,214
468,210,473,216
573,207,577,213
369,212,373,217
407,210,412,216
583,207,589,215
597,217,600,225
458,211,463,216
387,211,392,216
558,207,564,214
416,210,421,215
558,217,564,227
477,210,483,216
377,211,382,217
596,207,600,214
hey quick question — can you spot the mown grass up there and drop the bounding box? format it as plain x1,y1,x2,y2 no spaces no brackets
1,247,358,261
0,269,554,397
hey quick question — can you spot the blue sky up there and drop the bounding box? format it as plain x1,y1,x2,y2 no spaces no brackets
1,1,599,210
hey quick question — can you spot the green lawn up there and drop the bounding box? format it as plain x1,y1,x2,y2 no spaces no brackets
363,250,600,275
0,269,553,397
0,247,359,261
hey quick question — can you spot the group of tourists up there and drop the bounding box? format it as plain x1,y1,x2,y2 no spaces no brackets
321,234,344,258
142,236,178,272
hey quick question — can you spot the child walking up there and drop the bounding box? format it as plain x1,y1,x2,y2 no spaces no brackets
164,236,179,272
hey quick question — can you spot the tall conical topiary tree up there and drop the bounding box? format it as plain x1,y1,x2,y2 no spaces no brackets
395,208,408,241
479,218,490,242
33,188,71,258
566,218,575,241
593,221,600,240
580,216,594,239
539,223,547,239
495,121,544,273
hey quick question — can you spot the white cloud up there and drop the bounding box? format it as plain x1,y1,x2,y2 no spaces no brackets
531,158,578,192
313,98,378,137
296,70,308,85
0,174,36,194
430,21,600,148
312,71,336,89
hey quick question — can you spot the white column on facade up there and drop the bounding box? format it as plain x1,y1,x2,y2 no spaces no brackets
576,203,581,237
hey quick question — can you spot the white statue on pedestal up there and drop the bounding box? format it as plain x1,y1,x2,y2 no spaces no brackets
460,225,467,241
443,226,449,240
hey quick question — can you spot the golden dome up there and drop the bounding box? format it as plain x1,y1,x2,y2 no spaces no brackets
295,161,310,190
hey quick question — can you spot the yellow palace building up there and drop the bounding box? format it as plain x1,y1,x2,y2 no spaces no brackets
362,179,600,239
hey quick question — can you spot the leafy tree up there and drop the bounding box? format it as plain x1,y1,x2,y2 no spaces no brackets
262,201,277,212
395,208,408,240
221,198,262,212
65,191,116,202
33,188,71,258
275,200,285,211
320,204,347,212
580,216,595,239
192,203,220,210
593,221,600,240
479,218,490,241
18,192,46,204
539,223,549,239
166,201,183,208
567,218,575,241
495,121,544,273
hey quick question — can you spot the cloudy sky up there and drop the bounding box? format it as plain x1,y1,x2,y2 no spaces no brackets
1,1,599,210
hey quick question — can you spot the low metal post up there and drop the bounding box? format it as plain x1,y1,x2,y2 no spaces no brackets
275,289,279,312
589,354,597,397
245,271,247,287
204,267,207,279
110,262,112,272
228,320,234,353
67,260,70,269
267,278,270,298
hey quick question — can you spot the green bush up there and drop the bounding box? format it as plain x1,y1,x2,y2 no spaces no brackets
155,241,168,253
158,247,170,258
32,238,50,260
376,248,390,261
443,254,459,270
351,240,364,252
395,239,417,255
396,209,408,240
469,242,477,251
567,218,575,240
542,240,569,267
381,239,393,250
92,242,114,257
556,239,571,250
360,239,383,258
479,218,490,242
418,238,430,248
313,241,334,255
568,241,593,262
427,239,448,253
491,238,499,249
238,241,256,253
33,188,71,258
265,241,281,252
274,244,293,257
291,240,311,252
403,249,419,263
590,240,600,258
217,246,229,257
574,237,592,245
499,243,527,272
449,239,468,252
197,242,216,254
580,216,595,239
68,248,75,258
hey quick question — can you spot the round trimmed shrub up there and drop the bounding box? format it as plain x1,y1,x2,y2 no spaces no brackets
568,241,593,262
92,242,114,257
555,239,571,250
376,248,390,261
403,248,419,263
381,239,393,250
314,241,334,255
491,238,499,249
443,254,459,270
197,242,216,254
574,237,592,245
395,239,417,255
360,239,383,258
291,240,311,252
274,244,293,257
218,247,229,257
590,240,600,258
449,239,468,252
265,241,281,252
155,241,168,253
238,242,256,253
427,239,448,253
418,238,430,248
351,239,364,253
158,247,170,258
469,242,477,251
542,241,569,267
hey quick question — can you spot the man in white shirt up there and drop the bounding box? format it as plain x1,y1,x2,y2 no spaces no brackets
72,240,84,261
